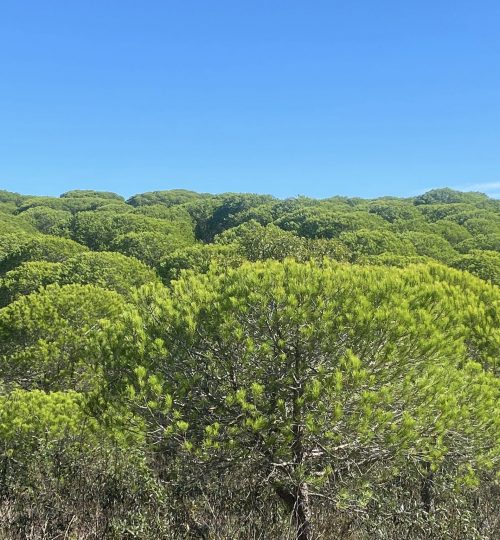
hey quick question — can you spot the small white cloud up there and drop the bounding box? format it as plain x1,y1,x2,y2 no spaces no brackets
455,181,500,192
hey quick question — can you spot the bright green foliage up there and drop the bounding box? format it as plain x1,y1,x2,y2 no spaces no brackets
18,206,73,237
0,213,37,235
118,259,499,534
407,263,500,373
0,187,499,539
0,283,128,391
0,252,158,304
358,253,432,267
0,389,93,443
60,251,160,295
0,261,63,306
453,250,500,285
0,234,88,274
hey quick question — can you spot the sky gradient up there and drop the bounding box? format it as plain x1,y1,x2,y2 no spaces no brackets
1,1,499,199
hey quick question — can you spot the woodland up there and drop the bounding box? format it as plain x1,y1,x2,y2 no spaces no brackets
0,186,499,539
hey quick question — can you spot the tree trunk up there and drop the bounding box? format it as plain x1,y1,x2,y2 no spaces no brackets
420,462,434,517
289,348,313,540
294,481,312,540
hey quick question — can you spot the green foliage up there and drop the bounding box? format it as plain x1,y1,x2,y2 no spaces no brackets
429,219,472,245
463,217,500,236
0,261,63,306
0,233,88,274
274,208,388,239
216,221,351,262
0,189,25,206
186,193,277,241
358,253,432,267
338,229,416,260
159,243,244,282
0,283,129,391
133,203,194,224
0,252,158,305
0,213,38,235
60,189,124,200
71,211,195,250
127,189,207,207
453,250,500,285
112,231,194,267
368,200,421,223
113,259,499,540
60,251,160,295
17,195,120,214
18,206,72,236
0,187,499,539
414,188,489,205
402,231,459,264
456,233,500,254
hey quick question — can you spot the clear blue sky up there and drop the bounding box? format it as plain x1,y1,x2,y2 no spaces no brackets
1,1,499,199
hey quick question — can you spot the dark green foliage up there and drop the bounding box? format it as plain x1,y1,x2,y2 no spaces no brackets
0,189,25,206
275,207,388,238
133,204,194,224
187,193,277,241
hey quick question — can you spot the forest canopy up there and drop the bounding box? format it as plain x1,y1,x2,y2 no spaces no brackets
0,187,499,540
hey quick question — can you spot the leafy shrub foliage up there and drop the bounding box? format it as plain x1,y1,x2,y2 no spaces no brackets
0,187,498,539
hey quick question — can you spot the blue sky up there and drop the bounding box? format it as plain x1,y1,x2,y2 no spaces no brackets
1,1,499,199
